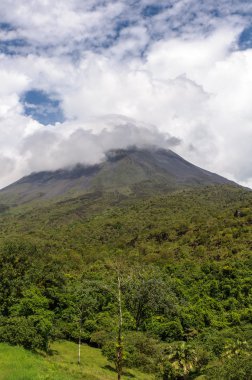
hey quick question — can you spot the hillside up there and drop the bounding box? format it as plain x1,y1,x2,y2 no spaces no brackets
0,341,153,380
0,147,233,205
0,147,251,379
0,183,251,379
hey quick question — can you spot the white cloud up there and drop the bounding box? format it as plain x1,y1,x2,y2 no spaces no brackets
0,0,127,53
0,1,252,188
0,0,249,55
11,119,174,180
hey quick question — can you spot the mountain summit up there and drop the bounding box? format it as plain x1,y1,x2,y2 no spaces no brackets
0,147,233,204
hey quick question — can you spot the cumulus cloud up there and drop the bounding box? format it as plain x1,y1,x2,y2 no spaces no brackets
0,116,176,187
0,0,250,56
0,1,252,188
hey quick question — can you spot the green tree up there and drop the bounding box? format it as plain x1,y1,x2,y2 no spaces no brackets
1,287,53,351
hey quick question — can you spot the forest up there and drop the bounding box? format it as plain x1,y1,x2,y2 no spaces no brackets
0,184,251,379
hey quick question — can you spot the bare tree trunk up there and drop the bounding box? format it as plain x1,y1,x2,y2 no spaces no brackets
78,321,81,365
116,274,123,380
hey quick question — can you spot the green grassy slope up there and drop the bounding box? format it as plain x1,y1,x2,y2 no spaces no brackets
0,342,72,380
0,341,154,380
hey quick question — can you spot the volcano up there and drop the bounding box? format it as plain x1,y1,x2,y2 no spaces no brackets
0,147,234,205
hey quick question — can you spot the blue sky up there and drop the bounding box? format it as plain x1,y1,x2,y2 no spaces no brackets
22,90,64,125
0,0,252,187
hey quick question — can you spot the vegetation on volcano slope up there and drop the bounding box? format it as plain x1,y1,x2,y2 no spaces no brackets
0,185,251,379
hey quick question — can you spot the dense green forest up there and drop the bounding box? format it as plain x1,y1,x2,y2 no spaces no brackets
0,184,251,379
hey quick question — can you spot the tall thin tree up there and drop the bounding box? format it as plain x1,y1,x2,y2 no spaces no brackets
116,272,123,380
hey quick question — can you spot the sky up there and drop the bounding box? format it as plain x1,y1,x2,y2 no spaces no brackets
0,0,252,188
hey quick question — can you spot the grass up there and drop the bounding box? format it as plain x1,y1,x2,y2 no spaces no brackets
0,341,155,380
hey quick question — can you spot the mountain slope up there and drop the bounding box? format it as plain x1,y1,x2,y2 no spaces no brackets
0,163,251,378
0,147,234,205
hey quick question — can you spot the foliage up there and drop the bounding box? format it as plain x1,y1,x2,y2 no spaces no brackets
0,185,251,377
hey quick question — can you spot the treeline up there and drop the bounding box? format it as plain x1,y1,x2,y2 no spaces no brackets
0,185,251,379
